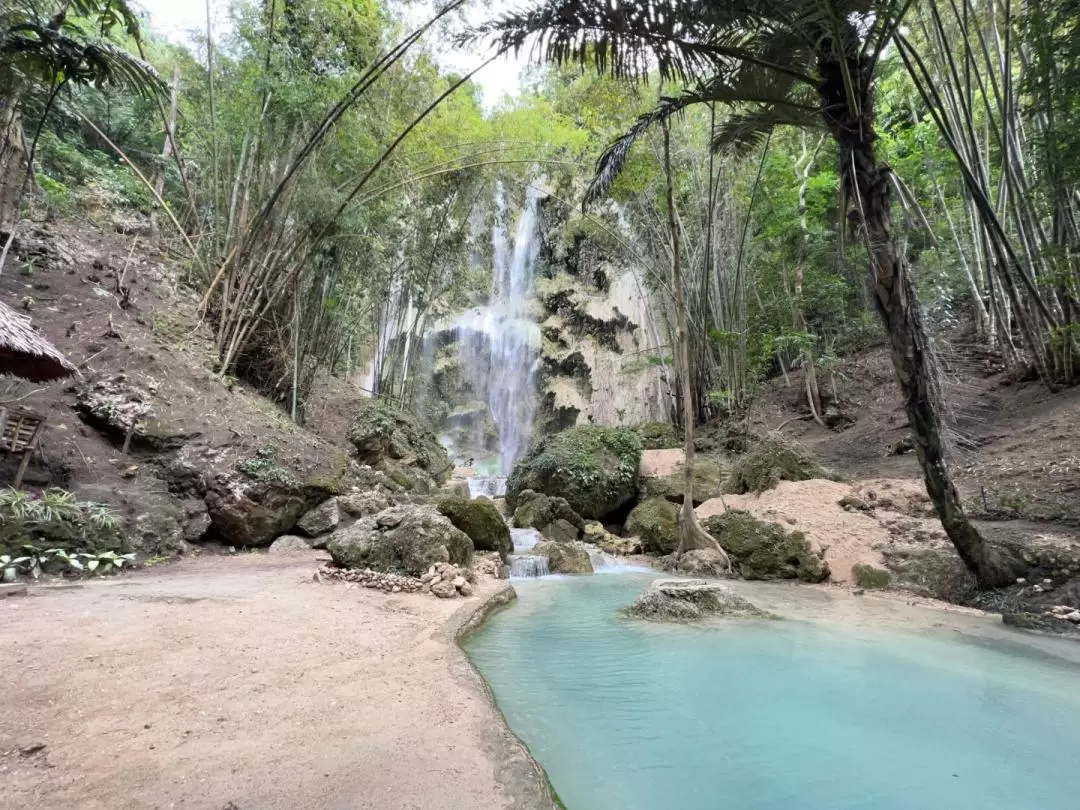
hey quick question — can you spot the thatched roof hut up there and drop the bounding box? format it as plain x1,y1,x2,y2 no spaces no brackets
0,300,77,382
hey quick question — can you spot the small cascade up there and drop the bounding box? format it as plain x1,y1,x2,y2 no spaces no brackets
467,476,507,499
585,545,619,571
507,527,547,578
510,527,541,549
509,555,550,579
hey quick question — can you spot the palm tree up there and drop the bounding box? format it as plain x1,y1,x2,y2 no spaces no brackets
0,0,164,229
468,0,1021,587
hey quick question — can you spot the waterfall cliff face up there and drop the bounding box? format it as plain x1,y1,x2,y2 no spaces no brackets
424,189,669,474
434,186,542,475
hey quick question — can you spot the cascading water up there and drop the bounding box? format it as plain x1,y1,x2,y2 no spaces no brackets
450,184,542,482
507,527,549,579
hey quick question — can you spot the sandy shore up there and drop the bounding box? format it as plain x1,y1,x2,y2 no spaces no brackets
0,554,556,810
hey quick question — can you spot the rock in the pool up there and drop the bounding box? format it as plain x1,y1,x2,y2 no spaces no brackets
629,579,773,622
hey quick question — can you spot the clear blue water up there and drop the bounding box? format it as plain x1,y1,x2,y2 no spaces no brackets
463,574,1080,810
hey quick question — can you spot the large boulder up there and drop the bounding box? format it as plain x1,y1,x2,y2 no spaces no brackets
640,451,726,506
436,496,512,559
348,398,451,484
338,490,392,518
268,535,312,555
677,548,731,578
512,489,585,536
327,504,473,576
725,436,829,495
530,540,593,574
203,473,328,547
629,579,772,622
702,509,829,583
75,376,199,451
624,496,680,555
506,426,642,520
295,498,340,538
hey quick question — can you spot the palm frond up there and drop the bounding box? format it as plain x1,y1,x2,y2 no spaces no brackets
584,91,701,206
712,104,825,155
462,0,819,86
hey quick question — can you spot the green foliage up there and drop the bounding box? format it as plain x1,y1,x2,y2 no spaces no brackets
507,426,642,520
348,398,450,482
3,545,136,579
635,421,679,450
852,564,892,590
236,445,298,489
0,488,124,558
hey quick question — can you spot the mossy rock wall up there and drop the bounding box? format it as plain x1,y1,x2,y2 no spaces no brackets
506,425,642,520
702,509,829,583
348,398,450,483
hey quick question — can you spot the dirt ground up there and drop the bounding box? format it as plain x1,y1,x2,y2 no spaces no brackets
0,555,553,810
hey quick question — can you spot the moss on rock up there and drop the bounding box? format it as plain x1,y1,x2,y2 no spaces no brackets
506,426,642,520
437,496,512,560
348,398,451,483
725,436,829,494
327,504,472,575
852,563,892,589
531,540,593,574
512,489,585,537
624,496,680,555
636,421,680,450
702,510,829,582
642,456,726,506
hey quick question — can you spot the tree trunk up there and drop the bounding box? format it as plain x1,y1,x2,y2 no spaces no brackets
0,93,27,232
662,122,730,566
819,50,1019,588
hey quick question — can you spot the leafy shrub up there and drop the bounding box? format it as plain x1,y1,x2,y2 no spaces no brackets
236,444,297,488
852,564,892,589
2,546,135,580
0,488,125,558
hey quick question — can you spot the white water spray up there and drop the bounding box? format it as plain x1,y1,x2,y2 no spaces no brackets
453,184,542,475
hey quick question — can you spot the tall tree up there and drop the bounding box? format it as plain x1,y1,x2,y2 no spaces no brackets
0,0,164,230
469,0,1021,586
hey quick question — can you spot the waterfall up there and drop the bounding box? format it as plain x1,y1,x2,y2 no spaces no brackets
452,184,542,475
509,555,550,579
508,527,548,579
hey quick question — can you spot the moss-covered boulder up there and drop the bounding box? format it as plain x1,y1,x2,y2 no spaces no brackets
348,398,451,484
725,436,828,494
506,426,642,520
702,509,829,583
436,496,512,560
624,496,680,555
512,489,585,539
531,540,593,574
852,563,892,589
642,456,726,506
636,421,680,450
327,504,472,576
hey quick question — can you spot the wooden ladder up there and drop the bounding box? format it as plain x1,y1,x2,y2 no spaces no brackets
0,407,46,488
